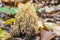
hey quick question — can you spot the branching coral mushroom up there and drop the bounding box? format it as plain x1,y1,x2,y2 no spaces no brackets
10,2,39,37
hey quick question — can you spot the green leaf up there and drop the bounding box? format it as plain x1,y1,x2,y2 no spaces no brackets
36,8,39,13
0,7,18,15
0,28,3,38
45,22,54,29
10,7,18,15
